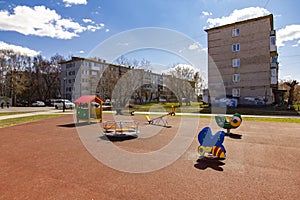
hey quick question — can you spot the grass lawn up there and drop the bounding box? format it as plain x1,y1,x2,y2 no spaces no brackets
129,102,300,116
242,117,300,123
0,114,64,128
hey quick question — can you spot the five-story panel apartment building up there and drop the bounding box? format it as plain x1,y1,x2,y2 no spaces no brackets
205,14,279,106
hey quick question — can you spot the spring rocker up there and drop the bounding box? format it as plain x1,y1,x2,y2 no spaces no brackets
215,113,242,135
197,127,226,159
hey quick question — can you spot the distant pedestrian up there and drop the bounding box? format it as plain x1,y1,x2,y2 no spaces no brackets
62,101,66,112
6,102,9,108
1,102,4,109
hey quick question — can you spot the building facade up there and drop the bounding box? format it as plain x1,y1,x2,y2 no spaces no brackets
59,57,179,103
60,57,110,100
205,14,279,106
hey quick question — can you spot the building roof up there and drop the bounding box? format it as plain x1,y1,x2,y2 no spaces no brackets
205,14,273,32
74,95,104,104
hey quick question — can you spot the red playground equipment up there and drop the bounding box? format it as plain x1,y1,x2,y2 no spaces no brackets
74,95,103,123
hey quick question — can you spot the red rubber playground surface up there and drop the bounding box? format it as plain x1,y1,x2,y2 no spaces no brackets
0,114,299,199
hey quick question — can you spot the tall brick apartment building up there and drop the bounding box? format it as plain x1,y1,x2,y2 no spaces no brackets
205,14,283,106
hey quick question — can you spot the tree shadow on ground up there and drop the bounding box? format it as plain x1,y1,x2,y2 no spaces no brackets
194,157,225,171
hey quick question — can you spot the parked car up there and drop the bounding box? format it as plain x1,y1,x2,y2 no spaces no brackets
91,102,100,107
54,99,75,109
16,100,29,107
32,101,45,107
46,99,61,107
104,99,111,106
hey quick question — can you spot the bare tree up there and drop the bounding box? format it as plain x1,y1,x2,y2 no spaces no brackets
165,64,199,106
285,80,299,107
0,49,66,105
114,56,152,104
48,54,65,99
96,68,119,100
111,69,145,109
115,55,130,66
0,50,32,105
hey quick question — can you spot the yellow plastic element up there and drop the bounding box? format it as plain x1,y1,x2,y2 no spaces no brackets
211,146,226,158
198,146,212,157
146,115,151,122
115,128,129,132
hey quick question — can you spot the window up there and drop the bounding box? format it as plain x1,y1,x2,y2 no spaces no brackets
66,63,73,68
270,36,277,51
232,28,240,37
271,69,277,77
270,56,277,68
232,88,240,97
233,74,240,82
270,36,276,46
68,71,75,75
232,43,240,52
232,58,240,67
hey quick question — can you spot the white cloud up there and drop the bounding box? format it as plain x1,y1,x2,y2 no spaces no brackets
0,5,105,39
87,24,104,32
83,18,94,23
83,18,105,32
277,25,300,47
295,40,300,47
188,43,200,50
170,63,199,72
201,11,212,16
0,41,40,56
282,75,292,81
206,7,270,28
63,0,87,7
162,64,199,80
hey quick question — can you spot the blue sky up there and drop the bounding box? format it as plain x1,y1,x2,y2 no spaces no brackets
0,0,300,81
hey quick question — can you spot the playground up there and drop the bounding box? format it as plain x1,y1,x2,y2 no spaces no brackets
0,113,299,199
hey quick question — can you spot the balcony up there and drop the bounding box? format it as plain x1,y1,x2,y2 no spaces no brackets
270,31,277,52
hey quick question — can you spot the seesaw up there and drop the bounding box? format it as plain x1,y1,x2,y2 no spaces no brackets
146,111,175,127
103,120,138,137
146,114,168,127
145,105,176,127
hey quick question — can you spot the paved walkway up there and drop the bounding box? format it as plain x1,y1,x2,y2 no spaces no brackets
0,107,299,121
0,107,73,120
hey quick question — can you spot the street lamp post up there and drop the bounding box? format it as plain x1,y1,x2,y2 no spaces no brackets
63,78,66,99
63,78,66,112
